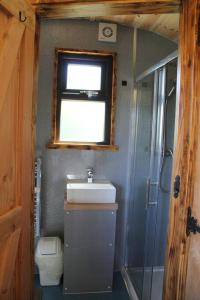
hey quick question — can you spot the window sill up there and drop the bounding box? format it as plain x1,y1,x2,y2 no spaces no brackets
47,142,119,151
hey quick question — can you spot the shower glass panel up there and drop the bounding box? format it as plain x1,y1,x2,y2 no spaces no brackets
126,72,157,300
142,67,166,300
151,60,177,300
126,56,177,300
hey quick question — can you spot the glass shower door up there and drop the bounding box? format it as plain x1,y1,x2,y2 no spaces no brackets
142,67,166,300
126,71,158,299
126,67,166,300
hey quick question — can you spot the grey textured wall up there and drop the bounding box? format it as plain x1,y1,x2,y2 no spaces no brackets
36,19,176,270
36,19,134,270
136,29,177,76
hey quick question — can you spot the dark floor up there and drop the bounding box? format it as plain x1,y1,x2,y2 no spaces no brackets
127,267,164,300
35,272,130,300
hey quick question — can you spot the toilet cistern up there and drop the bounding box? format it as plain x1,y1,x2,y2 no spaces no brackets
87,167,94,183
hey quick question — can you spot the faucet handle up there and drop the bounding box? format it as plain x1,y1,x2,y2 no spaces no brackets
86,167,94,180
86,167,94,173
86,167,94,183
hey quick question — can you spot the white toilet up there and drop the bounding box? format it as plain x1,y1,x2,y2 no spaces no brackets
35,237,63,286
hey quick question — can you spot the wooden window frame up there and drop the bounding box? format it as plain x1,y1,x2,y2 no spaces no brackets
48,48,118,151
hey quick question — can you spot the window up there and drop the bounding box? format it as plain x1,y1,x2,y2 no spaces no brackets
49,49,118,150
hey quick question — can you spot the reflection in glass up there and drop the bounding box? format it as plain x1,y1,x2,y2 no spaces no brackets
126,73,155,299
126,58,177,300
66,64,102,91
59,100,105,142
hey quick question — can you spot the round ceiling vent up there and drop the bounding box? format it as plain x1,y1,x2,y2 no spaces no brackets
98,23,117,43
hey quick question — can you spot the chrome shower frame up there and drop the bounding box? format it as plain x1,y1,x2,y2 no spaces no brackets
123,50,178,300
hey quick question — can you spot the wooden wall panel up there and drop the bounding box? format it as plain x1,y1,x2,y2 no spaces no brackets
0,17,24,116
184,8,200,299
185,126,200,300
0,51,20,215
0,10,10,50
0,229,21,296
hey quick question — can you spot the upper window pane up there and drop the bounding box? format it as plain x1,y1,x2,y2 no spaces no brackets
66,64,102,91
59,100,105,142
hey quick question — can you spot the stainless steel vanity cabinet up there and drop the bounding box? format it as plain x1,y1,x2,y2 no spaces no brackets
63,203,118,294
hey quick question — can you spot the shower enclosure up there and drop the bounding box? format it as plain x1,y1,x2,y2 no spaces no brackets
125,52,178,300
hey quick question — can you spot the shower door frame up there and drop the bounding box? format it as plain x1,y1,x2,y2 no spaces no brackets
125,51,178,300
136,51,178,82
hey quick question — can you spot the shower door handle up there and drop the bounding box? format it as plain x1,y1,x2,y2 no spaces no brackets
146,178,158,208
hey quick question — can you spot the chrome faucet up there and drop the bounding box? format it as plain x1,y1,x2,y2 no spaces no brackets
87,167,94,183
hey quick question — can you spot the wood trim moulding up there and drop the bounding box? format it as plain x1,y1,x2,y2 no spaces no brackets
56,48,117,56
30,0,180,3
47,142,119,151
64,202,118,211
30,0,180,18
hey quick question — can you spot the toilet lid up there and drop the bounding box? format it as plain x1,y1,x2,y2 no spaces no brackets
39,237,58,255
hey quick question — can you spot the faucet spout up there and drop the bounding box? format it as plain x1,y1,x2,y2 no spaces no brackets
87,167,94,183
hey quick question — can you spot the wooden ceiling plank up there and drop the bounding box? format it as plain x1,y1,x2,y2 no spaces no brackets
0,0,35,29
147,14,179,41
91,14,179,41
29,0,180,40
30,0,180,18
30,0,180,5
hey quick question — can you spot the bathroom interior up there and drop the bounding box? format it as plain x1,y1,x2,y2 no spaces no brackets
34,13,179,300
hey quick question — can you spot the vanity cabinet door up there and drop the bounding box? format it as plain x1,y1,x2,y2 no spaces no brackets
64,210,116,294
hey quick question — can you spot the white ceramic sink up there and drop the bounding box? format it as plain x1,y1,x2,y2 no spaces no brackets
66,181,116,203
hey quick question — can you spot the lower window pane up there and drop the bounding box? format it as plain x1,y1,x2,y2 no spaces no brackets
59,100,106,142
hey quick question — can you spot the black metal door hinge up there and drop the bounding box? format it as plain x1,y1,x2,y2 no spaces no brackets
174,175,180,198
186,207,200,236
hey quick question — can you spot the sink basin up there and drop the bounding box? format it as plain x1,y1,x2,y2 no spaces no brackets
66,181,116,203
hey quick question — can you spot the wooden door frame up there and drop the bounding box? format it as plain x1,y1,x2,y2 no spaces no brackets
4,0,197,299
